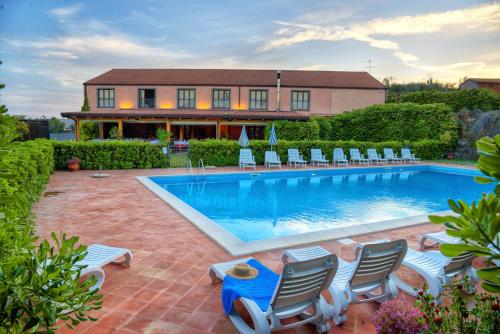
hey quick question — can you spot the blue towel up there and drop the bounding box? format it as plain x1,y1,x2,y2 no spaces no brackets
221,259,280,315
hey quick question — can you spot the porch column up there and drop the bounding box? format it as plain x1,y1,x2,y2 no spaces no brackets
117,119,123,138
98,122,104,139
165,120,171,132
75,119,80,141
216,121,221,139
179,126,184,140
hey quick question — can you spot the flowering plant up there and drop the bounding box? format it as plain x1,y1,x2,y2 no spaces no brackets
415,278,500,333
372,299,426,334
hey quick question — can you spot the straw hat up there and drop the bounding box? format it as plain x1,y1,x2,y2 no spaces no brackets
226,263,259,280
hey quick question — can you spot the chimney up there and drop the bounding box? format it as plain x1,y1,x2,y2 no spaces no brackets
276,70,281,112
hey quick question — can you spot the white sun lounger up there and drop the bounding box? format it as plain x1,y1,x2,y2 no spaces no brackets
283,240,407,325
383,148,402,164
209,255,338,334
264,151,281,169
349,148,369,165
78,244,133,290
311,149,329,167
367,148,388,165
333,148,349,166
239,149,256,169
401,148,420,163
287,148,307,167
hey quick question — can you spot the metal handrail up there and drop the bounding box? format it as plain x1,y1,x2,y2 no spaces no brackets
187,159,193,176
198,159,206,176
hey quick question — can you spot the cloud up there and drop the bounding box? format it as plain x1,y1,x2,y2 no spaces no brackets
48,4,83,22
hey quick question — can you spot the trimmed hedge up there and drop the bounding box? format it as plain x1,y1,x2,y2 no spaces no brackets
189,139,452,166
0,139,54,220
52,140,167,170
264,120,319,141
395,89,500,112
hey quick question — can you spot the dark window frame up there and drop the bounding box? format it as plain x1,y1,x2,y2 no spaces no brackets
97,88,115,108
249,89,268,110
137,88,156,109
211,88,231,110
291,90,310,111
177,88,196,109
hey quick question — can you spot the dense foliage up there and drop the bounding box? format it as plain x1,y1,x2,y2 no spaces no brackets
52,140,167,170
391,89,500,112
430,135,500,292
372,299,426,334
264,120,320,141
79,121,99,141
189,139,451,166
48,117,65,133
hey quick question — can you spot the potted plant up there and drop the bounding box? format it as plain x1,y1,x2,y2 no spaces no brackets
447,151,455,160
67,157,81,172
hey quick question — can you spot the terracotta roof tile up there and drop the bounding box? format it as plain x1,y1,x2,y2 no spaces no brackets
465,78,500,84
84,69,385,89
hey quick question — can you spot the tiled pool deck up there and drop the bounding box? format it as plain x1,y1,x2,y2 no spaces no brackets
33,163,481,334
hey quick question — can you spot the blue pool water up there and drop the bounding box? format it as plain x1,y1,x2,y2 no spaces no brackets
149,166,492,242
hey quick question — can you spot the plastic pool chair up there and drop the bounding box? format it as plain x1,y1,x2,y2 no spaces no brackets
209,255,338,334
264,151,281,169
332,148,348,166
367,148,388,165
401,148,420,163
349,148,370,165
78,244,133,290
311,149,329,167
282,240,407,325
383,148,402,164
239,149,256,170
287,149,307,167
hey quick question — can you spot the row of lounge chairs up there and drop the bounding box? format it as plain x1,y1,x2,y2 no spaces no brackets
210,233,478,334
239,148,420,169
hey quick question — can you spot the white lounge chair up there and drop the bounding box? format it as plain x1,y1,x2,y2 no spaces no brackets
264,151,281,169
78,244,133,290
401,148,420,163
311,149,329,167
239,149,256,170
283,240,407,325
349,148,369,165
367,148,388,165
287,148,307,167
209,255,338,334
332,148,348,166
383,148,402,164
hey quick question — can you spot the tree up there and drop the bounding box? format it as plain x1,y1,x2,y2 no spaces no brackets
79,121,98,141
48,117,65,133
429,135,500,292
0,78,21,146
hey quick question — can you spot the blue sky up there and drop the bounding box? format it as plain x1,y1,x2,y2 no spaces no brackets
1,0,499,117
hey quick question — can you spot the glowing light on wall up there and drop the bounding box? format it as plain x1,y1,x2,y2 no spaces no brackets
233,104,247,110
160,102,173,109
197,102,211,109
119,102,133,109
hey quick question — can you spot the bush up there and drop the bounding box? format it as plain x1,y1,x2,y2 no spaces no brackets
80,121,99,141
189,139,450,166
264,120,320,141
0,139,54,220
52,140,167,170
372,299,426,334
397,89,500,112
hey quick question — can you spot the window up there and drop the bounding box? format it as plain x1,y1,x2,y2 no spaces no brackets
177,89,196,109
97,89,115,108
249,90,268,110
138,89,156,108
291,90,310,111
212,89,231,109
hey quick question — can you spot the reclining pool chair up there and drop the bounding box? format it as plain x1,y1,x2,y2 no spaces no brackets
383,148,402,164
264,151,281,169
209,255,338,334
311,149,329,167
332,148,348,166
349,148,369,165
239,149,256,170
287,149,307,167
282,240,407,325
367,148,388,165
79,244,133,290
401,148,420,163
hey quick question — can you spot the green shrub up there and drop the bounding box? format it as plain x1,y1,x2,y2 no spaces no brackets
264,120,320,141
80,121,98,141
0,139,54,220
398,89,500,112
189,139,449,166
52,140,167,170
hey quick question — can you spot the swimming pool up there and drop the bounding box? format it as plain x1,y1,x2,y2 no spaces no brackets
138,165,490,255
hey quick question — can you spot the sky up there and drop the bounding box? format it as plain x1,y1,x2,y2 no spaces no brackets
1,0,499,118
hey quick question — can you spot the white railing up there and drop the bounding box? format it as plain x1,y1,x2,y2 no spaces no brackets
198,159,206,176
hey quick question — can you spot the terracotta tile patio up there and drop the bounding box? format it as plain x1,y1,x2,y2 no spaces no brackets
33,165,478,334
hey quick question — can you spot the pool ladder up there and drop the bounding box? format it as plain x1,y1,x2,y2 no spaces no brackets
186,159,206,177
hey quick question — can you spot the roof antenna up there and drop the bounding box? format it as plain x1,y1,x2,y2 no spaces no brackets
362,60,375,74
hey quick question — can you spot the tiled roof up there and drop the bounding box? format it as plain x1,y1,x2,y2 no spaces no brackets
61,109,310,120
84,69,386,89
465,78,500,84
